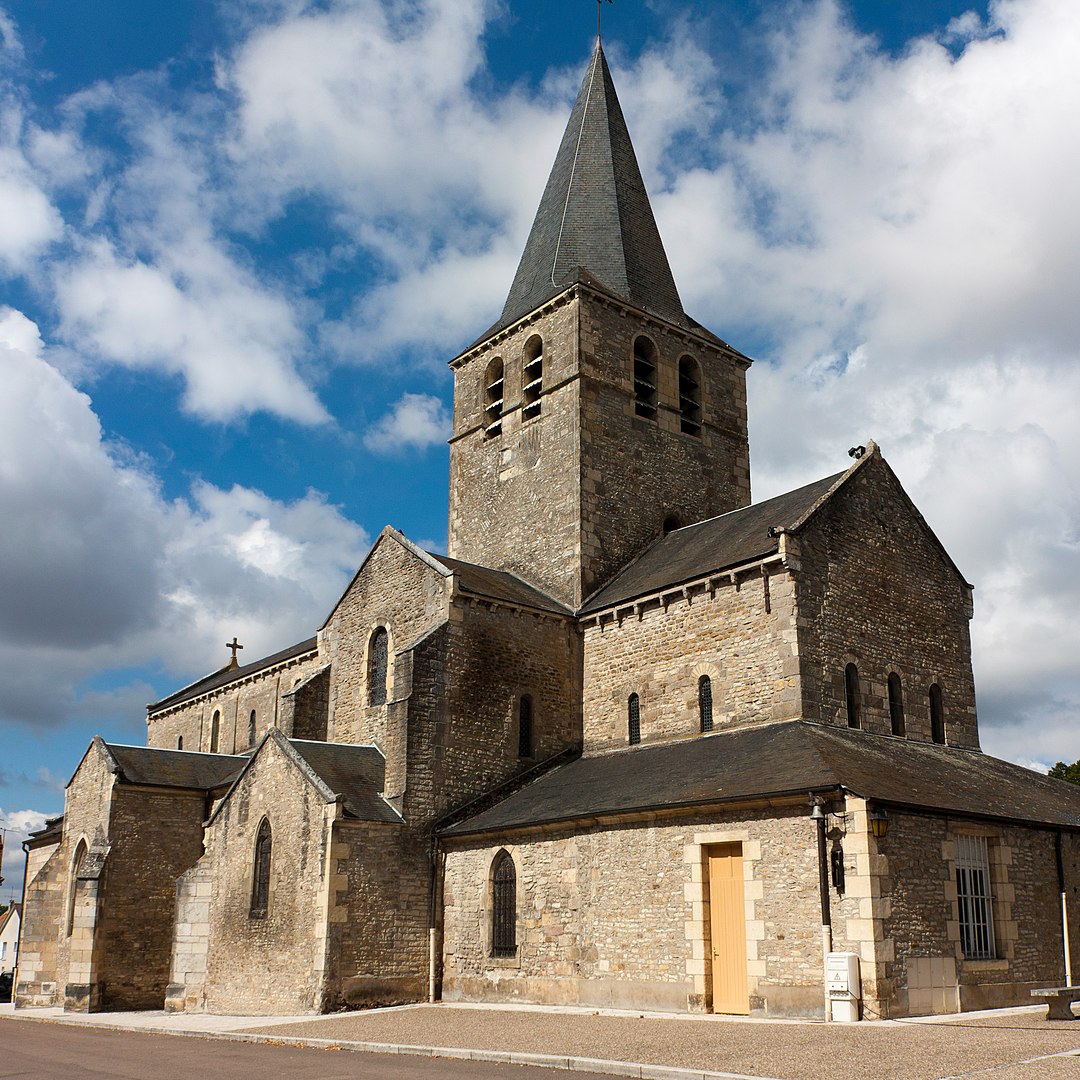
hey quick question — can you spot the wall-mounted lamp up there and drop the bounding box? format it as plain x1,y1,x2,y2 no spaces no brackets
869,806,889,840
810,799,826,822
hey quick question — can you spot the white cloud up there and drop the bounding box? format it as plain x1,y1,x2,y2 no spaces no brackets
0,104,63,273
363,392,451,454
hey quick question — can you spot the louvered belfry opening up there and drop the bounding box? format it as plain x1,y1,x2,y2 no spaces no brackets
492,851,517,957
522,336,543,420
633,337,657,418
679,356,702,435
484,357,504,438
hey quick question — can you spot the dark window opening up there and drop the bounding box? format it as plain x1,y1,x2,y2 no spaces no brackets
251,818,272,918
662,515,680,535
177,735,183,750
522,337,543,420
844,664,861,729
369,627,388,706
633,338,657,418
518,695,534,758
699,675,714,733
888,673,905,737
678,355,702,435
492,851,517,957
930,683,946,744
628,693,641,745
210,710,221,753
956,834,995,958
484,357,504,438
248,709,257,747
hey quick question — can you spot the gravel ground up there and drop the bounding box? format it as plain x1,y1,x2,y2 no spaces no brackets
247,1006,1080,1080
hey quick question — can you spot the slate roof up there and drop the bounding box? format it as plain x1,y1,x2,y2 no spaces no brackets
435,556,571,615
580,470,846,613
484,40,692,343
148,636,318,713
441,720,1080,837
287,739,401,823
103,742,245,790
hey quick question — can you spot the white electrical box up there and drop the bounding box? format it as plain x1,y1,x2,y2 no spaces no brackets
826,951,861,1022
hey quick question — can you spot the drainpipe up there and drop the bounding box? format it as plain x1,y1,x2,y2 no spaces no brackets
428,834,443,1002
1057,832,1072,986
811,795,833,1021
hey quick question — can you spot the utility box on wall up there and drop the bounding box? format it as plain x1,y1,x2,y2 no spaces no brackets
826,952,861,1022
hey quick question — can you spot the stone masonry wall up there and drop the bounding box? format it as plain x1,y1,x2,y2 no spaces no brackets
793,453,979,748
581,564,797,753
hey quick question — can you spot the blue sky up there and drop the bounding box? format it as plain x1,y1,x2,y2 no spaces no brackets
2,0,1079,899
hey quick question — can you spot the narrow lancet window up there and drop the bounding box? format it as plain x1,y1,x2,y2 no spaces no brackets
491,851,517,957
522,336,543,420
66,840,87,937
210,710,221,753
518,695,534,758
251,818,272,918
177,735,183,750
844,664,861,729
628,693,641,745
369,627,388,706
930,683,946,744
633,337,657,418
248,709,257,747
679,356,702,435
888,673,905,737
484,357,504,438
699,675,714,733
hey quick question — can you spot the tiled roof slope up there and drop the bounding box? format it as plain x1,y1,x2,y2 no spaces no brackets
288,740,400,823
580,471,845,613
491,39,688,339
441,721,1080,837
148,636,318,712
104,743,245,790
435,556,571,615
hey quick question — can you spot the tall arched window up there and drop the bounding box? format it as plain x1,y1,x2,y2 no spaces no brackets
678,356,702,436
844,664,861,729
210,710,220,753
518,695,534,759
930,683,946,744
491,850,517,957
698,675,714,733
66,839,87,937
522,336,543,420
633,337,657,418
368,627,388,706
628,693,641,745
484,357,504,438
250,818,272,918
248,709,257,747
888,673,905,737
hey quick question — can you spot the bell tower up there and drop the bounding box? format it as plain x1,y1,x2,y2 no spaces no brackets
447,40,751,609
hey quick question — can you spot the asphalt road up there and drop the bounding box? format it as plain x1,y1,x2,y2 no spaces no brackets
0,1021,604,1080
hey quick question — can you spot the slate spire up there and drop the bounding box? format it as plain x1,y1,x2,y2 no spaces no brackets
498,38,687,332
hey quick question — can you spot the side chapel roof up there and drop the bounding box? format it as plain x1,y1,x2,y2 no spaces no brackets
287,739,401,822
101,741,245,790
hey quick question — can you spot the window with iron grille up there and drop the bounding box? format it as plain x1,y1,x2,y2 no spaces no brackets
930,683,946,744
844,664,861,729
698,675,713,732
251,818,272,918
491,851,516,957
888,673,905,736
955,834,996,959
628,693,641,745
369,627,388,706
518,695,533,758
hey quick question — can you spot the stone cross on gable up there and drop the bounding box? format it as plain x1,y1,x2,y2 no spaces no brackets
226,637,244,668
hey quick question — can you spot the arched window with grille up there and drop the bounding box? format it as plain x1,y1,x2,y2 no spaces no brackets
248,709,257,747
698,675,713,733
678,355,702,435
484,357,504,438
66,839,87,937
210,710,221,753
930,683,946,744
518,695,534,759
888,673,905,737
250,818,272,918
368,627,389,706
628,693,641,745
633,337,657,418
844,664,861,729
522,336,543,420
491,850,517,957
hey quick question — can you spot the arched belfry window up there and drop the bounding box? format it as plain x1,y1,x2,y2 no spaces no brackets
66,839,88,937
888,673,905,737
491,850,517,957
844,664,861,729
930,683,946,744
250,818,272,918
210,710,221,753
248,709,257,747
368,626,388,706
699,675,714,733
522,336,543,420
484,357,504,438
678,356,702,436
633,337,657,418
628,693,641,745
518,695,534,759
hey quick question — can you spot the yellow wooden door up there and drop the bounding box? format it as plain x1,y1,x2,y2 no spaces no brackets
708,844,749,1014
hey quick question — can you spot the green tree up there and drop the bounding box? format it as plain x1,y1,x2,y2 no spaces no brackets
1048,759,1080,785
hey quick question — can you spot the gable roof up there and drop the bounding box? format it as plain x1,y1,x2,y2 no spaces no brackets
0,903,19,935
441,720,1080,837
488,39,690,342
102,742,245,790
435,556,571,615
287,739,401,822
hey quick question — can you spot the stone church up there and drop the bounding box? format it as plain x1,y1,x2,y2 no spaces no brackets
16,38,1080,1021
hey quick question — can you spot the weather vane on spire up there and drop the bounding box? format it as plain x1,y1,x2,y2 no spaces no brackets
597,0,614,39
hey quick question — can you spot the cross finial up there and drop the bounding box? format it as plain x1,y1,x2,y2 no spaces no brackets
226,636,244,668
597,0,613,39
